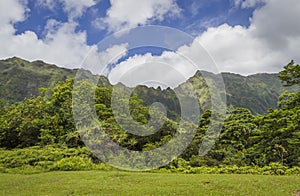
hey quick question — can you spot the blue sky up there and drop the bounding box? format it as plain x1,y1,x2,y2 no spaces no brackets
14,0,257,45
0,0,300,87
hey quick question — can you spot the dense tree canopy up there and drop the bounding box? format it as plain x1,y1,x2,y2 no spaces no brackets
0,61,299,168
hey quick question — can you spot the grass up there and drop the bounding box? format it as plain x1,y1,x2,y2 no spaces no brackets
0,171,299,195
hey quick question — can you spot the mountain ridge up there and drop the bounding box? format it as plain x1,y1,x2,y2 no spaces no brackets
0,57,296,114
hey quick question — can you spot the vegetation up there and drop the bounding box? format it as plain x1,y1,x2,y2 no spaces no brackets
0,171,299,195
0,146,111,174
0,59,299,178
0,57,296,114
279,60,300,86
0,147,299,175
0,57,76,103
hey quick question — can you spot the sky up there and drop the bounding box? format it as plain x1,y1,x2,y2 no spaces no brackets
1,0,300,88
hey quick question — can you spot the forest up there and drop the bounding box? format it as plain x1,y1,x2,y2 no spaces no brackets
0,59,299,174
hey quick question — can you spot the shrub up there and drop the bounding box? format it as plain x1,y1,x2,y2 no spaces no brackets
160,164,300,175
50,156,94,171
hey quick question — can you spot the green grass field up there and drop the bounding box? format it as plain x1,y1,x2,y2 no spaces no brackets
0,171,299,195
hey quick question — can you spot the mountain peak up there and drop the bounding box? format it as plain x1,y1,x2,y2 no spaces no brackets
0,57,295,114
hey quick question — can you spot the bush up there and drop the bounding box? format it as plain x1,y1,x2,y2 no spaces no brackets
1,147,299,175
0,146,109,173
160,164,300,175
50,157,94,171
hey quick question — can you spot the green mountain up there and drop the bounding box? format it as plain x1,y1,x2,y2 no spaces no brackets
0,57,76,103
0,57,297,114
221,72,285,114
194,71,297,114
135,70,297,115
0,57,109,103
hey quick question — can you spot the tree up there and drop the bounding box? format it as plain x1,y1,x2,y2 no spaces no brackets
208,108,257,166
0,96,51,148
278,60,300,86
252,62,300,166
273,144,288,165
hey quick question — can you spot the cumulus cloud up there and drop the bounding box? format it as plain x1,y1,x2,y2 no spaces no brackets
107,43,214,88
251,0,300,49
0,18,91,68
108,52,190,88
1,0,300,89
197,0,300,74
108,0,300,88
93,0,181,32
0,18,127,70
84,43,129,76
195,24,277,74
0,0,126,70
37,0,97,20
0,0,28,26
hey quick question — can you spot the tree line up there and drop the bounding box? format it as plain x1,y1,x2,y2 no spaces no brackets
0,61,299,168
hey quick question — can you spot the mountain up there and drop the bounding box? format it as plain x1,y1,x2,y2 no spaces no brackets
0,57,76,103
0,57,297,114
193,71,297,114
221,72,289,114
131,72,297,115
0,57,109,103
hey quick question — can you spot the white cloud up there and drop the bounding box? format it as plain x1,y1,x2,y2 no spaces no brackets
241,0,265,8
108,48,206,88
108,0,300,88
0,0,122,70
84,43,129,75
0,19,92,69
196,0,300,75
1,0,300,89
251,0,300,49
93,0,181,32
233,0,266,8
195,24,277,74
37,0,97,20
233,0,242,6
0,0,28,26
61,0,97,20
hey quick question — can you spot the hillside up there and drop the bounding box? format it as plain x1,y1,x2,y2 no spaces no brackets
0,57,109,104
204,71,296,114
0,57,297,114
0,57,76,103
135,71,296,114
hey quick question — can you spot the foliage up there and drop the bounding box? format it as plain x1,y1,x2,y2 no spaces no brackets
50,156,95,171
0,57,76,103
164,159,300,175
0,96,51,148
0,146,112,173
0,146,299,175
1,57,297,114
0,59,299,172
278,60,300,86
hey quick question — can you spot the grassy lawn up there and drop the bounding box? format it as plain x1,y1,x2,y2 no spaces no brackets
0,171,299,195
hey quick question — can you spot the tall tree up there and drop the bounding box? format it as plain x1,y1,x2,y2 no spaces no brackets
278,60,300,86
252,61,300,166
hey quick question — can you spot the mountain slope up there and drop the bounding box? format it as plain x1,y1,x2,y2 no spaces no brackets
0,57,297,114
0,57,76,103
135,71,297,115
186,71,297,114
